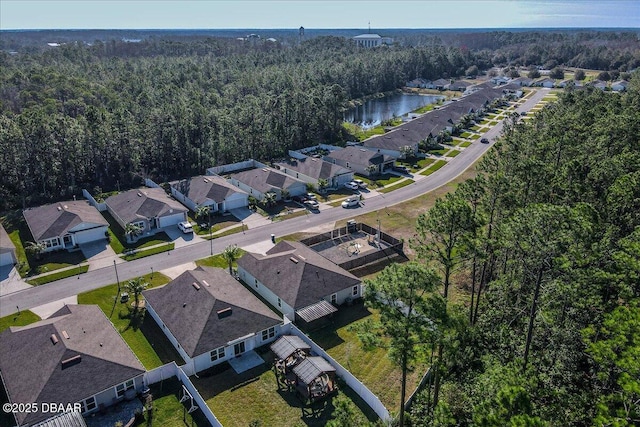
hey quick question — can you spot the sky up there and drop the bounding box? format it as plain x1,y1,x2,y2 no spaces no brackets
1,0,639,30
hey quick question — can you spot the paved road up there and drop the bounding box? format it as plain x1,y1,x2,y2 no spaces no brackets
0,89,549,317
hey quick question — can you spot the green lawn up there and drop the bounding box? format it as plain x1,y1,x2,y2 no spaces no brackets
459,132,474,138
0,310,40,332
446,149,461,158
342,122,386,142
420,160,448,176
195,251,246,270
459,141,472,148
102,211,172,253
428,148,449,156
192,347,378,427
122,243,175,261
378,179,415,194
77,272,183,369
145,377,210,427
309,304,428,414
373,174,403,187
27,265,89,285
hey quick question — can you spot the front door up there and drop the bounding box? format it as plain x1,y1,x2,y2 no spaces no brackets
63,235,72,248
234,341,245,356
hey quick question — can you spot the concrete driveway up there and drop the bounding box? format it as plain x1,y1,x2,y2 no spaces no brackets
81,239,121,271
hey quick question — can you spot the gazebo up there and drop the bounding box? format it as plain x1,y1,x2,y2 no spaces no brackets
292,356,337,402
270,335,311,372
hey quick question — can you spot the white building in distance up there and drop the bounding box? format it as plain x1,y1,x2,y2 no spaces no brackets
353,33,393,48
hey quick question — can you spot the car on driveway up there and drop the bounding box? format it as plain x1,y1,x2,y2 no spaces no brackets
344,182,359,191
341,197,360,208
481,138,490,144
178,221,194,233
304,200,320,210
353,179,368,189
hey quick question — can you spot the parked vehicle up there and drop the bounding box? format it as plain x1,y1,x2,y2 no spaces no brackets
304,200,320,210
344,182,359,190
353,179,367,188
178,221,194,233
341,197,360,208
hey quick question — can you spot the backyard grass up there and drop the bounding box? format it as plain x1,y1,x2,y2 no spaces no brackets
145,377,210,427
0,310,40,332
77,272,183,369
378,179,415,194
27,265,89,285
192,347,378,427
309,303,428,413
122,243,175,261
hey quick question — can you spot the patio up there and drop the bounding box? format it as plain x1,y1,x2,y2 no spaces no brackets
84,395,144,427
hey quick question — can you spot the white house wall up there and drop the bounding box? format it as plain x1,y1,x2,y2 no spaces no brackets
88,374,145,415
238,267,295,318
145,303,193,365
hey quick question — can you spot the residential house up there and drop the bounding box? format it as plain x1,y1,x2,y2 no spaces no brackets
104,187,187,235
324,146,395,176
512,77,534,87
0,223,17,268
0,305,145,426
590,80,609,90
143,266,283,374
275,154,354,189
611,80,629,92
490,76,510,85
446,80,470,92
353,33,392,48
536,78,556,88
23,200,108,253
237,241,362,327
406,78,431,89
226,167,307,201
170,175,249,213
431,78,451,90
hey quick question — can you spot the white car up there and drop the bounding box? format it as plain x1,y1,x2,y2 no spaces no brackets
178,221,194,234
344,182,359,191
341,197,360,208
353,179,368,189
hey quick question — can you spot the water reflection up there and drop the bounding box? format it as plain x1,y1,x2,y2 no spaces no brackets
344,93,443,129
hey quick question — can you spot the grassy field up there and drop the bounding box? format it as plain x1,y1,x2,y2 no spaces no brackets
77,272,183,369
0,310,40,332
27,265,89,285
309,304,428,414
192,347,378,427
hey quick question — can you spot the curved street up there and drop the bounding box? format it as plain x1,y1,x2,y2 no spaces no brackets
0,89,549,317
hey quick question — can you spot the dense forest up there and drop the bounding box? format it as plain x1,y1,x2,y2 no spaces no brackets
1,30,639,211
390,80,639,426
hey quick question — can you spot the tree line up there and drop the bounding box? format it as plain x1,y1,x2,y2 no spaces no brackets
359,78,639,426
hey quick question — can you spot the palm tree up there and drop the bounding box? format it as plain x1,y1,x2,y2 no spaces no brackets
262,192,277,208
280,189,291,201
222,244,241,275
124,223,143,242
24,241,46,260
365,164,378,176
195,205,212,225
317,178,329,193
125,277,149,311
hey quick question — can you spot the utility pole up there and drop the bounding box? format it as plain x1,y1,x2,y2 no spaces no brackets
209,209,213,256
113,259,121,294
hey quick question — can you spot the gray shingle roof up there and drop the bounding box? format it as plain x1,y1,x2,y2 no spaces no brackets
0,223,16,254
292,356,336,385
237,241,361,310
229,168,305,194
275,158,351,181
170,175,248,206
143,267,281,358
0,305,145,426
104,187,187,225
22,200,108,241
326,146,395,166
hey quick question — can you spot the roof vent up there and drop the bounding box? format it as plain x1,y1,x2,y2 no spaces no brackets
50,334,59,345
62,330,70,339
137,192,143,197
297,255,306,261
203,177,210,183
217,307,232,319
57,206,62,211
61,355,81,370
202,280,210,287
192,282,201,290
63,205,68,209
290,257,299,264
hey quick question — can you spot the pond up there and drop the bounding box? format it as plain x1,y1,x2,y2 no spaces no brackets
344,93,443,129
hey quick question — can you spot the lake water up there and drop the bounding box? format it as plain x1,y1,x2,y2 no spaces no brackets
344,93,444,129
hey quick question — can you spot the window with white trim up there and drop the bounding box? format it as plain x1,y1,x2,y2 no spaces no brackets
210,347,225,362
81,396,96,413
352,285,359,296
115,379,134,398
331,293,337,304
262,327,276,341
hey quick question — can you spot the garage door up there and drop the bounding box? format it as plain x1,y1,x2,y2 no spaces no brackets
74,226,108,245
224,194,248,211
159,213,185,228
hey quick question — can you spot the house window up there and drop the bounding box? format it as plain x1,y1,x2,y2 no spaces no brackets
115,379,135,398
352,285,359,296
262,327,276,341
331,294,337,304
277,297,281,307
210,347,225,362
81,396,96,413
